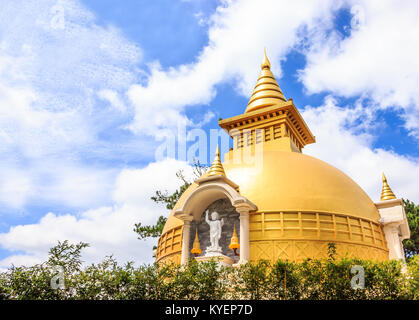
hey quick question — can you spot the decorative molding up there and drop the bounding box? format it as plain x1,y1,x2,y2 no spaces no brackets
250,240,388,262
375,198,410,261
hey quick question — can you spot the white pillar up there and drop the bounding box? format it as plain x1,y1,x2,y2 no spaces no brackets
383,223,405,260
236,206,250,264
375,198,410,261
180,218,193,265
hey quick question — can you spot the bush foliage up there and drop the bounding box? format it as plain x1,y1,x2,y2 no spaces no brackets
0,241,418,300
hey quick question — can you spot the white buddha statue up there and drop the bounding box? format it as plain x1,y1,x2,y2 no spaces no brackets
204,209,224,255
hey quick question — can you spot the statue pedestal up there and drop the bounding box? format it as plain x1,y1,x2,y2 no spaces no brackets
195,254,234,267
204,247,223,257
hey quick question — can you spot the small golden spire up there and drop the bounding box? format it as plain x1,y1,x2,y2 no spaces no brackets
381,173,396,201
229,223,240,256
208,145,226,176
261,47,271,69
191,227,202,256
246,48,286,113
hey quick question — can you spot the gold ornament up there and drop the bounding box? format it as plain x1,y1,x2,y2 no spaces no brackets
190,227,202,256
229,223,240,256
208,145,226,177
381,173,396,201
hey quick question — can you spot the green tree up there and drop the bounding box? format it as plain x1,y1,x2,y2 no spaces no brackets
133,216,168,240
1,240,88,300
237,260,271,299
47,240,89,274
403,199,419,258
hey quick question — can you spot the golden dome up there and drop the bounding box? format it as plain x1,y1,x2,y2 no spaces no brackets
224,151,380,220
162,150,380,234
157,150,388,263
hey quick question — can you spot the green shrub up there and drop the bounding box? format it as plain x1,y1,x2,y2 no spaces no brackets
0,241,417,300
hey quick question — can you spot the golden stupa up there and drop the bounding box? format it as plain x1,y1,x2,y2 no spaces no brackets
155,50,410,265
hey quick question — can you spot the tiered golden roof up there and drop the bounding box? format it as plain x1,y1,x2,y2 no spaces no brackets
208,145,226,176
380,173,396,200
245,48,287,113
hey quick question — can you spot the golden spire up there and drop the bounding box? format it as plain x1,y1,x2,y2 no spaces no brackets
246,48,287,113
229,223,240,255
208,145,226,176
381,173,396,201
190,227,202,256
261,47,271,69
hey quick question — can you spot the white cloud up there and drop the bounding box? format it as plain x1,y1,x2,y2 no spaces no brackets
303,96,419,203
0,82,90,160
0,159,193,268
0,75,119,211
33,164,117,209
0,169,32,209
128,0,343,136
98,89,126,112
0,1,141,97
0,0,142,211
300,0,419,138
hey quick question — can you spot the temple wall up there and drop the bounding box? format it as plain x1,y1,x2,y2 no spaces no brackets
155,225,183,263
156,209,390,264
249,211,389,262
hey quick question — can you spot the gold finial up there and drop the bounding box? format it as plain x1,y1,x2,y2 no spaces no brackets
381,173,396,201
208,145,226,176
229,223,240,256
191,227,202,256
246,48,286,113
261,47,271,70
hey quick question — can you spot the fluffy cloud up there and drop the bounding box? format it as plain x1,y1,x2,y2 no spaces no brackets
128,0,342,136
0,81,116,210
300,0,419,138
303,96,419,203
0,169,32,209
0,159,193,268
0,0,142,211
0,0,141,102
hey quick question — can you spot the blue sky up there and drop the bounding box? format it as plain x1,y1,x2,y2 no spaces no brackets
0,0,418,268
